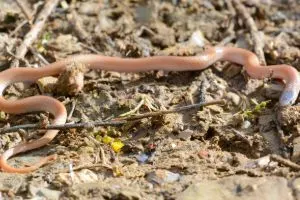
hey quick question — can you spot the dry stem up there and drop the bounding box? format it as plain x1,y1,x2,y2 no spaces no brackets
270,154,300,171
0,100,225,134
10,0,59,68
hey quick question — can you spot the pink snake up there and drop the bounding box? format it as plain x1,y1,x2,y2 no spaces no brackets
0,46,299,173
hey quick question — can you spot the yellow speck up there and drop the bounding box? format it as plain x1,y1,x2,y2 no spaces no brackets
111,140,124,153
102,135,113,144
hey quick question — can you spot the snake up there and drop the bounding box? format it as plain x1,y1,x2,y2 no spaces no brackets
0,46,299,173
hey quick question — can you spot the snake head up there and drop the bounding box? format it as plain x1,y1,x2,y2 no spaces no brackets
279,90,299,106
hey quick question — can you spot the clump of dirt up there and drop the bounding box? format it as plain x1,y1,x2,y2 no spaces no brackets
56,62,87,96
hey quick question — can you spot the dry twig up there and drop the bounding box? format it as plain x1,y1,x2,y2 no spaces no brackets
10,0,59,68
67,9,91,43
270,154,300,171
232,129,252,146
28,46,50,65
0,100,225,134
14,0,33,22
232,0,266,65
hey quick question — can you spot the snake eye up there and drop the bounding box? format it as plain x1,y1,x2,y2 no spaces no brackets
279,90,297,106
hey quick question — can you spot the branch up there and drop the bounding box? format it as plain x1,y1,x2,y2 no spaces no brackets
10,0,59,68
14,0,33,22
270,154,300,171
0,100,225,134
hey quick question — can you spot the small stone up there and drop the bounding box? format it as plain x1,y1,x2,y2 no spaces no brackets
256,155,271,168
198,150,209,159
146,169,180,185
57,169,98,186
56,62,87,96
177,129,194,140
188,30,205,47
136,153,150,163
29,185,61,200
241,120,251,129
277,105,300,133
37,76,58,94
226,92,241,106
245,155,277,169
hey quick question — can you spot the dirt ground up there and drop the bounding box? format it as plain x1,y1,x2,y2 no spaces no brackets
0,0,300,199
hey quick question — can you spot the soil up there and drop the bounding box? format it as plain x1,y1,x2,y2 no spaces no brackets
0,0,300,199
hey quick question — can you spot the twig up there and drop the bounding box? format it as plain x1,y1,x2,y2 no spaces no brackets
67,3,100,54
5,45,31,67
71,163,112,171
0,100,225,134
67,100,77,121
232,0,266,65
79,43,101,54
0,121,127,134
67,8,91,43
270,154,300,171
9,20,28,37
28,46,50,65
232,129,252,146
58,163,112,173
119,99,225,121
10,0,59,68
14,0,33,22
224,0,236,16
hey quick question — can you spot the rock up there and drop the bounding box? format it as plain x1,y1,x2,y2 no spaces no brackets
146,169,180,185
241,120,251,129
227,92,241,106
68,182,142,200
57,169,98,186
37,76,58,94
56,62,87,96
0,173,25,193
177,129,194,140
188,30,205,47
245,155,277,169
136,153,150,163
29,185,61,200
277,106,300,134
176,176,292,200
292,177,300,200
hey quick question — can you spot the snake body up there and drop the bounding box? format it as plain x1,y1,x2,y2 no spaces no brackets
0,47,299,173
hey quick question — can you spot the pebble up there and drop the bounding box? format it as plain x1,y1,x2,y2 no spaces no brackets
136,153,149,163
146,169,180,185
189,30,205,47
241,120,251,129
37,76,58,94
245,155,277,169
29,185,61,200
57,169,98,186
226,92,241,106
